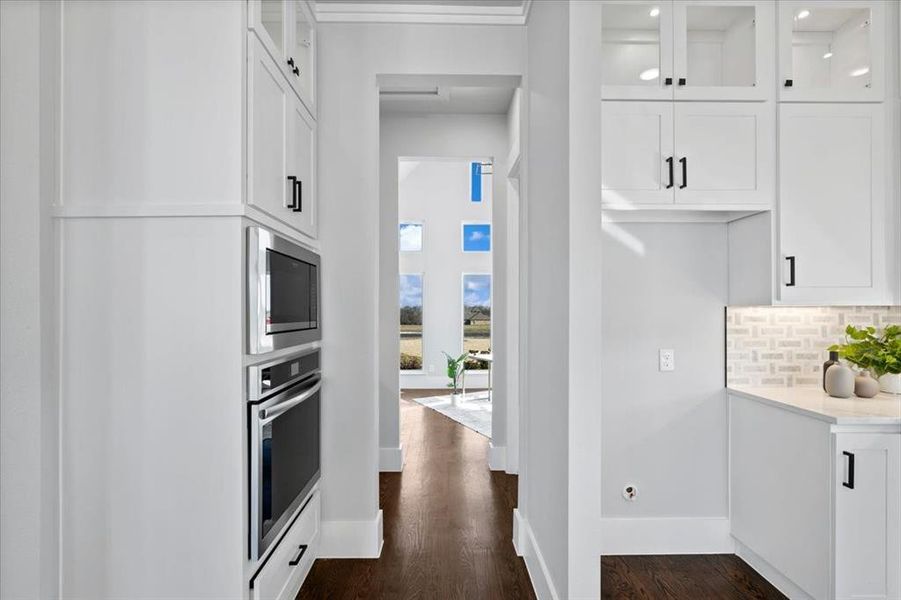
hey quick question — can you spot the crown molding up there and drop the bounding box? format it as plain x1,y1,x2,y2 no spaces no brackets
314,2,530,25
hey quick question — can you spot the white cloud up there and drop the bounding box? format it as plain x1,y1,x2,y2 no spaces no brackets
468,230,486,241
399,223,422,252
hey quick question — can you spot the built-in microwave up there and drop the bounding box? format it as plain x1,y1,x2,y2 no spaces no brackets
247,226,320,354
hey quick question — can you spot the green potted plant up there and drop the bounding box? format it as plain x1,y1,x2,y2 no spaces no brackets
442,351,468,400
829,324,901,395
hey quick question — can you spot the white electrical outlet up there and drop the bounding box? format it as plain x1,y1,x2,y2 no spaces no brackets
428,364,435,374
659,349,675,372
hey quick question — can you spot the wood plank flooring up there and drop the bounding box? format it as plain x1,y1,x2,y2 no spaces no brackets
297,390,535,600
602,555,787,600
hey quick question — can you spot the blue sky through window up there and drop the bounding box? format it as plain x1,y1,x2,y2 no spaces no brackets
399,223,422,252
399,274,423,307
463,274,491,307
462,224,491,252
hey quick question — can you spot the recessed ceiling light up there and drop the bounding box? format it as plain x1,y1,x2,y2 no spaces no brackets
823,51,833,59
850,66,870,77
649,7,660,17
796,9,810,19
639,68,660,81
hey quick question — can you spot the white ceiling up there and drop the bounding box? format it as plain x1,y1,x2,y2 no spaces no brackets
314,0,531,24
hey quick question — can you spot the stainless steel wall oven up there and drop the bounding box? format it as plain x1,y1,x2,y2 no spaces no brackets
248,349,321,561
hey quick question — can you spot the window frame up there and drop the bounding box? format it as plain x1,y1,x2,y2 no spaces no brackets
399,272,425,373
461,222,492,253
461,272,492,372
398,221,424,253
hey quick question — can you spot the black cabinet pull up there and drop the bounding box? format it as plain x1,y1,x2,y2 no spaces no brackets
678,77,686,86
288,544,308,566
664,77,673,86
843,451,855,489
679,157,687,189
785,256,796,287
784,79,793,87
293,66,300,77
293,179,303,212
665,156,674,189
288,57,295,68
286,175,298,209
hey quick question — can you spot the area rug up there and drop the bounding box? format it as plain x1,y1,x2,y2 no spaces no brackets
412,391,492,438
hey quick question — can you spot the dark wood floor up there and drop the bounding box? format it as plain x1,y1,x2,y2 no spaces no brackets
602,555,787,600
297,389,535,600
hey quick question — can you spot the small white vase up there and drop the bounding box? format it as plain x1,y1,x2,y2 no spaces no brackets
825,364,855,398
878,373,901,395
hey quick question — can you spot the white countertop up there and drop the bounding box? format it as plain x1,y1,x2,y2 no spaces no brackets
728,385,901,426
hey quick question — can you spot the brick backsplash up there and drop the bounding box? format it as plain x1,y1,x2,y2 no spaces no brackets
726,306,901,387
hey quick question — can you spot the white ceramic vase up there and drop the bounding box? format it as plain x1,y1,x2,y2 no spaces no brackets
878,373,901,395
825,363,854,398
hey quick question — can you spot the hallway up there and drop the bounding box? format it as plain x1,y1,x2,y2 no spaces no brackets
297,391,535,599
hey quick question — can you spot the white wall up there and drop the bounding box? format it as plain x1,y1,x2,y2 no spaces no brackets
397,157,494,389
0,2,60,597
317,19,525,551
518,1,571,597
601,224,729,520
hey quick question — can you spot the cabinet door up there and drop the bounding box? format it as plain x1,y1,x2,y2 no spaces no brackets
601,102,674,206
250,0,289,71
778,0,885,102
834,434,901,600
248,34,291,222
601,1,675,100
673,102,773,205
288,0,316,116
673,0,774,101
288,98,316,239
778,103,887,304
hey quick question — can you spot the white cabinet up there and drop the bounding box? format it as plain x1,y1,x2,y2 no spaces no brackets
248,34,317,239
834,434,901,600
601,102,674,205
778,0,886,102
249,0,316,115
673,102,773,204
730,393,901,600
601,0,773,101
778,103,889,304
601,101,772,208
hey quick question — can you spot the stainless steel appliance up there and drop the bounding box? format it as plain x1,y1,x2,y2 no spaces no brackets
247,226,321,355
248,349,321,560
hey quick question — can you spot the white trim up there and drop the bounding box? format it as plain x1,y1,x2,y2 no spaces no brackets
314,2,529,25
600,517,734,555
378,444,405,472
488,442,506,471
512,509,559,600
52,203,246,218
318,511,384,558
734,539,816,600
400,372,488,389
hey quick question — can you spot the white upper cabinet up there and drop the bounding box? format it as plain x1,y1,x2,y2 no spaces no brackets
673,102,773,204
601,102,675,205
601,1,773,101
250,0,317,115
601,1,675,100
778,0,885,102
673,1,774,101
778,103,889,305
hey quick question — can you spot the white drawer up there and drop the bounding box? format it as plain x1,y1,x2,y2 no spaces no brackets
251,491,319,600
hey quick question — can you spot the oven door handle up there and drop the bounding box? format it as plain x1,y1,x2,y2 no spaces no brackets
259,378,321,422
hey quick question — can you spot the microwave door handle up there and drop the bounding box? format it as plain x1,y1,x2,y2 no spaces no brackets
259,379,322,422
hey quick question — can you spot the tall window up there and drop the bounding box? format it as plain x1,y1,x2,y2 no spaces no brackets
399,274,423,370
462,223,491,252
399,222,423,252
462,274,491,358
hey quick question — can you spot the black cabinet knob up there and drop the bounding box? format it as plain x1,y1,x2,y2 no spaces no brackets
664,77,673,86
287,57,295,68
784,79,793,87
293,66,300,77
678,77,686,86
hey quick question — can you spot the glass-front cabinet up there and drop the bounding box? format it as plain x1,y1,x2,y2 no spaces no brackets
601,1,773,101
249,0,317,115
778,0,885,102
601,1,675,100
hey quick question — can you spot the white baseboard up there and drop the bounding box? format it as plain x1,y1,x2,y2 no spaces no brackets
379,444,405,472
488,443,506,471
600,517,734,555
318,510,383,558
512,509,559,600
734,538,815,600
